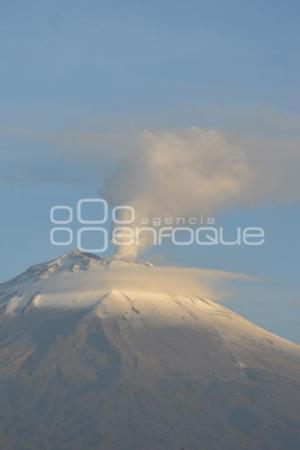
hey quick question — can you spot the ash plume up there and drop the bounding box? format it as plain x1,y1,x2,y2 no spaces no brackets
102,127,251,258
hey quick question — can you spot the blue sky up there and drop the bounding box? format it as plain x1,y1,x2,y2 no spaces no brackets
1,1,300,342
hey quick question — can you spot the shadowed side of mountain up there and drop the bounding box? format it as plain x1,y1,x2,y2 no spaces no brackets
0,307,299,450
0,253,299,450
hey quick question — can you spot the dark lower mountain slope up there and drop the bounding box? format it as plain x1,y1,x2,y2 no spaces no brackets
0,252,299,450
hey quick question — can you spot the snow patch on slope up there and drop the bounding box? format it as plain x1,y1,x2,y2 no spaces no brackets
0,250,251,315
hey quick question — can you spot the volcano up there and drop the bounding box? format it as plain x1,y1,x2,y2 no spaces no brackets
0,250,299,450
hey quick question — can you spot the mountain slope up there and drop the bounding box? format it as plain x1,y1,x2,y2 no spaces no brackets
0,251,299,450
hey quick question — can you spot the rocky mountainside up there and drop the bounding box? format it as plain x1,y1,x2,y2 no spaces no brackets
0,250,299,450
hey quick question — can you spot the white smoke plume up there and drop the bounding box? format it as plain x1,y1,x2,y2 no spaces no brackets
4,122,299,260
102,127,251,258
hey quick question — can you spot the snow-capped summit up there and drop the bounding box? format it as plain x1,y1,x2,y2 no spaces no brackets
0,250,299,366
9,249,151,281
0,252,299,450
